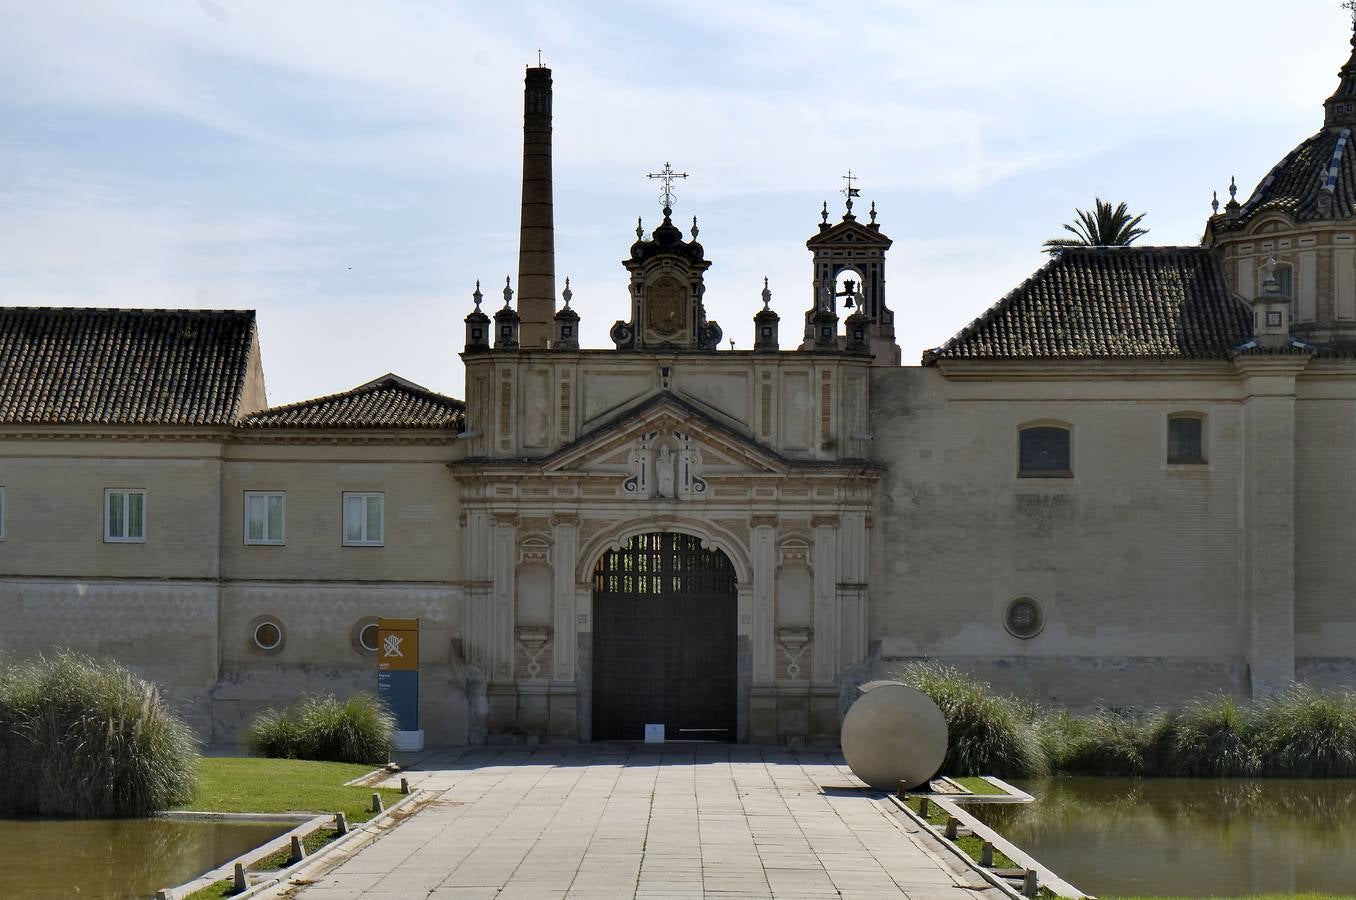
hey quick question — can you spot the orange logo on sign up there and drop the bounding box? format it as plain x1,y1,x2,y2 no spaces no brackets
377,618,419,671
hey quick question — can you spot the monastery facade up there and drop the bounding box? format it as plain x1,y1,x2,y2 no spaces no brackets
6,38,1356,745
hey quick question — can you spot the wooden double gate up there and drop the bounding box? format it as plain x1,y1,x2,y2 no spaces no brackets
592,532,737,741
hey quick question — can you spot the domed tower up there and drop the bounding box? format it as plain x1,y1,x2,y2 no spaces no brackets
1206,20,1356,347
610,166,721,352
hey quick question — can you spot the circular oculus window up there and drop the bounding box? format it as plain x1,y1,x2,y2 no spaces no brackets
1004,597,1044,639
252,619,284,652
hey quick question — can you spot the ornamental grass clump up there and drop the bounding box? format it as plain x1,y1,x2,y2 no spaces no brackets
1250,684,1356,778
896,661,1047,778
244,692,394,765
1039,707,1162,776
0,652,199,817
1165,694,1260,777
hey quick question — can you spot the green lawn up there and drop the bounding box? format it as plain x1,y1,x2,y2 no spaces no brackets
951,776,1006,795
181,757,402,823
179,758,404,900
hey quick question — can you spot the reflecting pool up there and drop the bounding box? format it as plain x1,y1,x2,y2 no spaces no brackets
0,817,289,899
969,778,1356,897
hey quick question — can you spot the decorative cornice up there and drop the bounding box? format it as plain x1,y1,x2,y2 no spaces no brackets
749,514,779,530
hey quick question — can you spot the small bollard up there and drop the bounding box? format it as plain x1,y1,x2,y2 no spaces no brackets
918,797,930,817
334,811,348,836
400,777,410,795
979,841,994,867
290,834,306,865
1023,869,1039,898
234,861,247,891
896,780,909,799
943,816,959,839
371,792,384,814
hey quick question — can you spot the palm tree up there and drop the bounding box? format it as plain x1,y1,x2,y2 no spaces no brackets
1043,198,1149,254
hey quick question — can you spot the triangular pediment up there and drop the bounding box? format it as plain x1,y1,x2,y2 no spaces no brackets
541,392,789,476
805,217,892,250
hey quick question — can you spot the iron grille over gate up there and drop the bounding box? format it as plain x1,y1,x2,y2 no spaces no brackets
591,532,737,741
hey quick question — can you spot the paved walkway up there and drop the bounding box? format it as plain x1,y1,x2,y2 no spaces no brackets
289,745,1000,900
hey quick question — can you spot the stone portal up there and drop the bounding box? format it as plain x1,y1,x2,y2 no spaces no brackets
591,532,737,741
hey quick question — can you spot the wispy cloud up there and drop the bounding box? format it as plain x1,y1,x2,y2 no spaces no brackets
0,1,1348,400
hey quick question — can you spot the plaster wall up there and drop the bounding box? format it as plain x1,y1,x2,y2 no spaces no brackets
869,365,1250,707
221,440,461,582
213,581,465,745
0,436,224,579
1295,374,1356,681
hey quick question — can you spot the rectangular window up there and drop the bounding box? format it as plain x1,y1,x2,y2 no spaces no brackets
104,489,146,543
1019,426,1072,477
244,492,286,545
1168,416,1206,465
0,486,5,540
342,492,384,546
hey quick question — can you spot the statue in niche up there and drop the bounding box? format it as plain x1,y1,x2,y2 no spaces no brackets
656,445,675,498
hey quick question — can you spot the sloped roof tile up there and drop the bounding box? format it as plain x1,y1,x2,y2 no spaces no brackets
924,247,1253,364
0,307,256,425
241,374,464,429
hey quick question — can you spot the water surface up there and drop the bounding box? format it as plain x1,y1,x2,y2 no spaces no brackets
0,817,289,899
969,778,1356,897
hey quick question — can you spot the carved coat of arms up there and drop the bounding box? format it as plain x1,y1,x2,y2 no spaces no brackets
647,276,685,337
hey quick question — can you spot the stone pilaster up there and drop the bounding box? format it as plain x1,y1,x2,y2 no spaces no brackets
1237,356,1309,696
488,513,518,734
836,511,869,671
751,515,778,685
810,515,839,682
549,514,580,739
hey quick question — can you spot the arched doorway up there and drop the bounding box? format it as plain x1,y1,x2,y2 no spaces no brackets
591,532,737,741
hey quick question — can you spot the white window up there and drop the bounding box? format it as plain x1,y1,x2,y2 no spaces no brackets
104,489,146,543
342,492,384,546
244,492,286,545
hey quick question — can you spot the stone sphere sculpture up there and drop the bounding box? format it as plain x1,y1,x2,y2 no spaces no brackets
841,680,948,791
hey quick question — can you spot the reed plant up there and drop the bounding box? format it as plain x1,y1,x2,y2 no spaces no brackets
243,692,394,765
895,661,1048,778
1250,684,1356,777
1163,694,1259,777
0,652,199,817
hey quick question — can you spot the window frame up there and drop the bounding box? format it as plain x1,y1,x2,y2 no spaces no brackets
243,491,287,546
342,492,385,547
1167,413,1208,466
1017,423,1073,479
104,488,147,543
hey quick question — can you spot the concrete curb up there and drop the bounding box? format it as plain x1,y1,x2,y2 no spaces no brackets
889,793,1090,898
157,790,425,900
887,796,1028,900
248,788,430,899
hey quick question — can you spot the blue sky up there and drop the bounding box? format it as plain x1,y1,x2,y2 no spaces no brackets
1,1,1349,405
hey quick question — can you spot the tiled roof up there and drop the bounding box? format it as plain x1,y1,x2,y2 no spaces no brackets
924,247,1253,364
1211,127,1356,232
0,307,256,425
241,374,464,429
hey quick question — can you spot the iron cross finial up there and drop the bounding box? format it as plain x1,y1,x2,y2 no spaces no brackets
647,162,689,212
1345,0,1356,29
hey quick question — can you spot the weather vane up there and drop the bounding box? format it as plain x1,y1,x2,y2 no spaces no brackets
841,169,861,212
647,162,688,210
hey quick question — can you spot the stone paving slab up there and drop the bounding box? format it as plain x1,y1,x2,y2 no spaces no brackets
285,744,1001,900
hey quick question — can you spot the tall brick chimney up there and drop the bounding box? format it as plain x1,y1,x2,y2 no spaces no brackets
516,66,555,348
